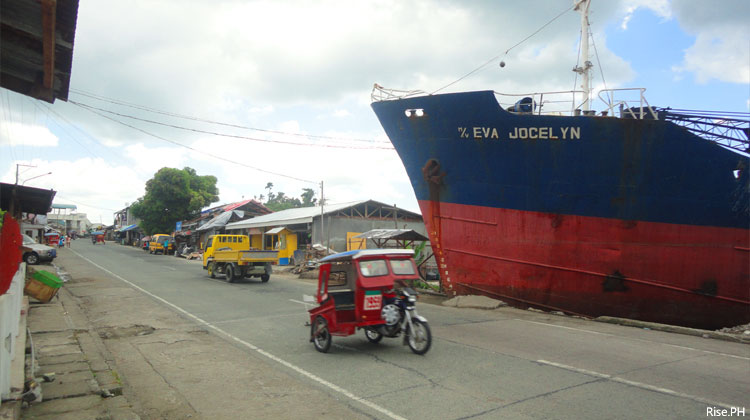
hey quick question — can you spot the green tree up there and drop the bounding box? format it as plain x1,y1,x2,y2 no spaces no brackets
131,167,219,234
301,188,317,207
260,183,317,212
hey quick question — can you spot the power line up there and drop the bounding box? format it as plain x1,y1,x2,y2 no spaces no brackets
70,89,389,145
36,100,131,165
74,103,318,184
69,100,394,151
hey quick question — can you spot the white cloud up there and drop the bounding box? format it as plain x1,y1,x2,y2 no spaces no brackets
674,29,750,84
670,0,750,84
619,0,671,30
2,123,59,147
0,157,144,224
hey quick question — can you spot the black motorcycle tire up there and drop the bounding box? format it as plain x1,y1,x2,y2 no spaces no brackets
364,328,383,343
407,319,432,355
312,316,332,353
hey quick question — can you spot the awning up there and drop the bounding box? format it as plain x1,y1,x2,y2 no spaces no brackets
265,227,286,235
118,224,138,232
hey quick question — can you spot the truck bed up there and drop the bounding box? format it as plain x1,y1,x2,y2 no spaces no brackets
212,249,278,263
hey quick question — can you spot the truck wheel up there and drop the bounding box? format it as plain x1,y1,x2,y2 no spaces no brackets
207,262,216,279
261,274,270,283
225,265,235,283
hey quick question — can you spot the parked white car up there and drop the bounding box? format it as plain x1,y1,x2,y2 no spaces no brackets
22,234,57,265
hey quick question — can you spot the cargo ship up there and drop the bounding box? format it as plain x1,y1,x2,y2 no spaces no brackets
371,0,749,330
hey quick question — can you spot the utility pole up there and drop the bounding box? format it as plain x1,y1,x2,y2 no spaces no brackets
319,181,325,253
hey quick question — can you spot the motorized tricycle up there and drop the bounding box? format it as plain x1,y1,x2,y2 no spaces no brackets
308,249,432,355
90,231,105,244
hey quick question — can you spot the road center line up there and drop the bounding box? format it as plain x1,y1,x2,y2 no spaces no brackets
536,359,736,409
72,250,408,420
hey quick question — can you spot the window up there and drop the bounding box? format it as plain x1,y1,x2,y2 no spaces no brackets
329,271,347,286
22,234,35,245
320,272,328,296
359,260,388,277
205,238,213,250
390,259,415,275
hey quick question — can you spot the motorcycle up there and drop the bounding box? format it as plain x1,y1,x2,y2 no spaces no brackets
363,287,432,354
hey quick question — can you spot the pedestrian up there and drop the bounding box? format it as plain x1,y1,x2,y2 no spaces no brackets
58,236,65,248
66,235,71,248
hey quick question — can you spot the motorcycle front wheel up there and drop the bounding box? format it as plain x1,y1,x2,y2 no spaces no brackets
407,319,432,355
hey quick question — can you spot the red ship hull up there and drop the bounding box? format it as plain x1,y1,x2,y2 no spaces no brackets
421,200,750,330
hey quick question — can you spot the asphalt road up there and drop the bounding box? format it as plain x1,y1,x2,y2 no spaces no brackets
69,239,749,420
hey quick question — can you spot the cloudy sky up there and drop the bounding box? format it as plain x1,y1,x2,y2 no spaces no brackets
2,0,748,226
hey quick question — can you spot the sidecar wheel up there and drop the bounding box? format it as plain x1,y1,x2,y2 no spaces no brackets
312,316,332,353
364,328,383,344
407,319,432,355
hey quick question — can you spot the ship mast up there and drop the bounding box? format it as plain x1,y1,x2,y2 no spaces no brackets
573,0,592,111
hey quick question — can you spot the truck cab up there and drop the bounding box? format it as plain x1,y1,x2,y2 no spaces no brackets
202,234,248,261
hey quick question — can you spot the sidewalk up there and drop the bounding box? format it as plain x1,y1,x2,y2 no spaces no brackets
17,248,371,420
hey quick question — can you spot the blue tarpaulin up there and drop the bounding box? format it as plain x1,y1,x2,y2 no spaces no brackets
119,224,138,232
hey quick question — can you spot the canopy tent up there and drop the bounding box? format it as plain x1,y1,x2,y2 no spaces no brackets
354,229,429,248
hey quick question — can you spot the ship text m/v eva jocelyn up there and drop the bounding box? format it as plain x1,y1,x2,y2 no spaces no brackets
458,126,581,140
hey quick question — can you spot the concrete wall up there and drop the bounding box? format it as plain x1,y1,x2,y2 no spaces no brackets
0,263,25,402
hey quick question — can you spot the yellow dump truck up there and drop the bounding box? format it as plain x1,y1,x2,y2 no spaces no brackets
202,234,277,283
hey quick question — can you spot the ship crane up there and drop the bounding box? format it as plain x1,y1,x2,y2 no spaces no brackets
658,109,750,153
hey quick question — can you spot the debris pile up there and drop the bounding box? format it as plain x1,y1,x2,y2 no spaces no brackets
717,323,750,335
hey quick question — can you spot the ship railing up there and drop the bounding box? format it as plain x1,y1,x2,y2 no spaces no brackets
371,84,426,102
598,88,659,120
494,90,584,116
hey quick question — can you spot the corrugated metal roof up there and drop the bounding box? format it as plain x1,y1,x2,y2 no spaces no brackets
225,200,368,230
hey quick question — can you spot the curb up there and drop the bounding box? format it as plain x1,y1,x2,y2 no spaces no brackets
595,316,750,344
